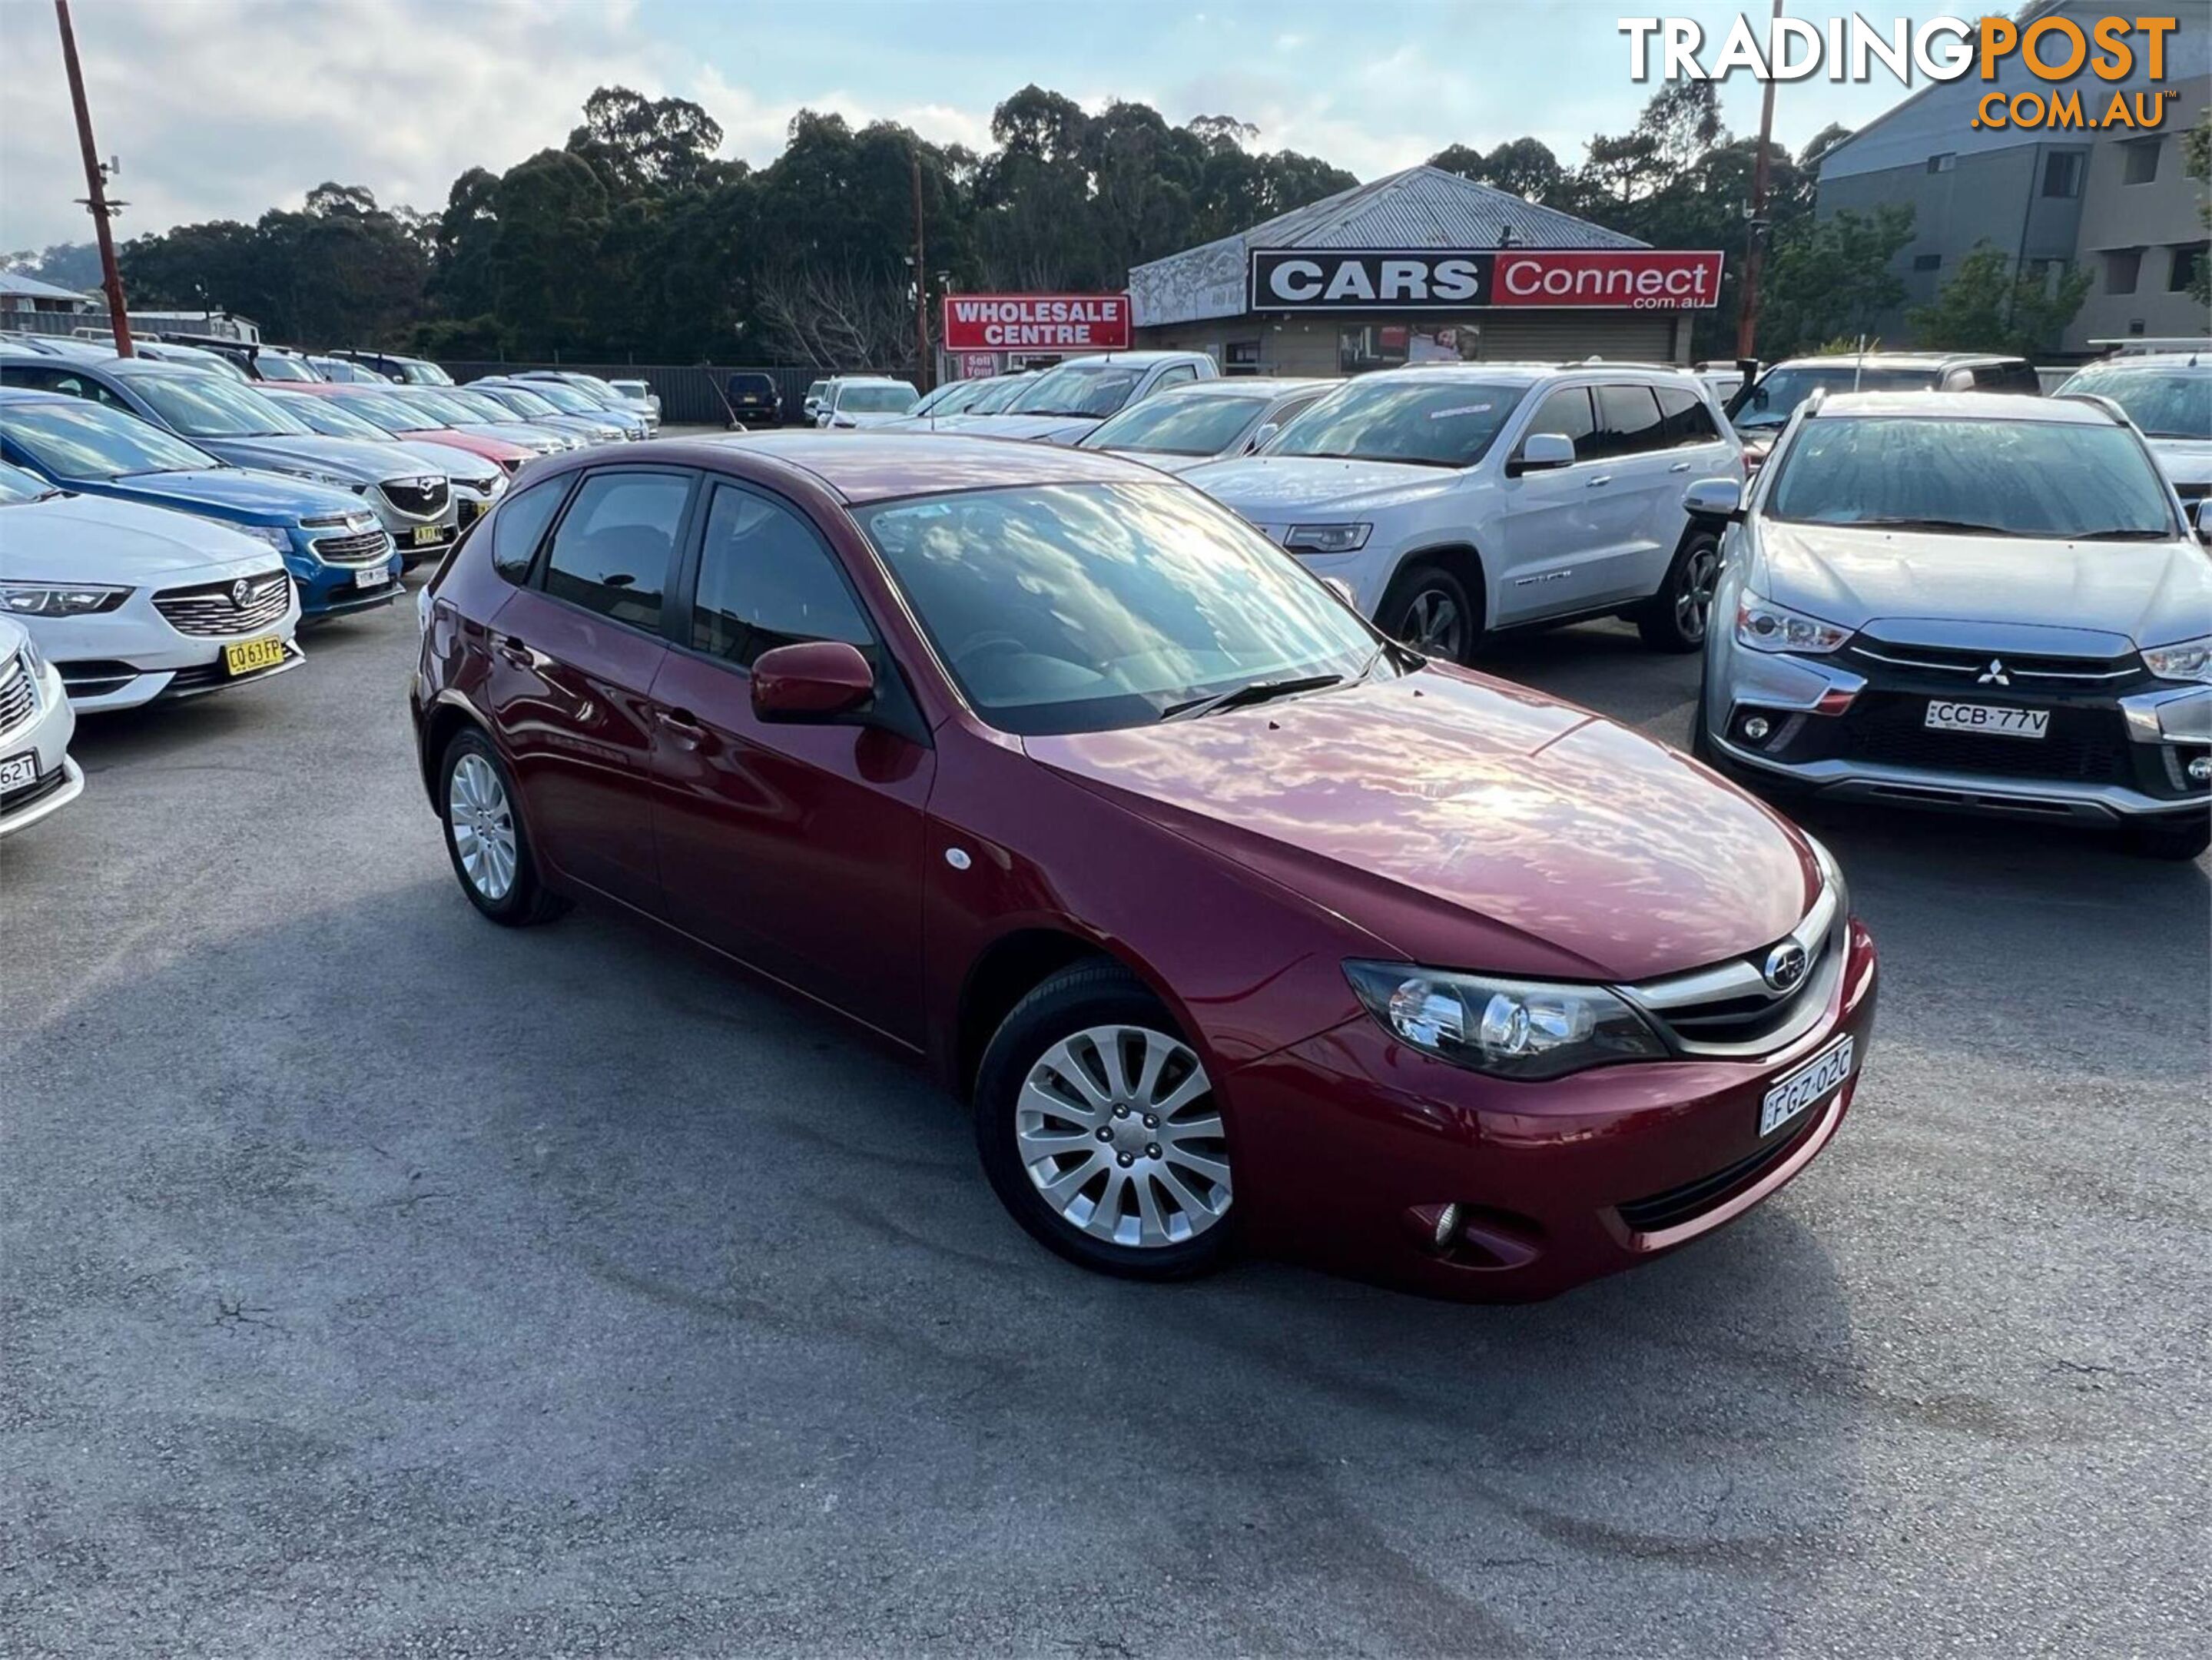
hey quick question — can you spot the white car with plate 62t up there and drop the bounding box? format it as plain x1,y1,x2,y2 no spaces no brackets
0,610,82,839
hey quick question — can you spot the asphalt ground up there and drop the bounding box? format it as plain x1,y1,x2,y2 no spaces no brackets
2,550,2206,1658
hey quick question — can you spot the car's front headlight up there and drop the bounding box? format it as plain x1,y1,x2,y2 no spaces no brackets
239,524,297,554
1734,592,1850,654
1343,961,1667,1081
2,580,132,617
1284,523,1372,554
2143,635,2212,684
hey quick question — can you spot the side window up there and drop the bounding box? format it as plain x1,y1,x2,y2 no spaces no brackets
1594,384,1666,457
689,484,874,669
488,476,570,583
1974,361,2037,394
1526,387,1597,461
540,470,691,629
1153,365,1198,390
0,366,65,392
1655,386,1721,447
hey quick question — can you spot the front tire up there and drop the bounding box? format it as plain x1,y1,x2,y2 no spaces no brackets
438,728,567,926
1379,560,1480,664
1639,529,1723,652
974,962,1235,1281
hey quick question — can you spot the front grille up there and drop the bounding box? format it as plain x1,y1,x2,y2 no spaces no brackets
1846,641,2140,685
1623,861,1844,1059
378,476,449,517
153,573,292,637
1839,694,2130,784
310,529,394,566
1617,1115,1820,1234
0,652,37,734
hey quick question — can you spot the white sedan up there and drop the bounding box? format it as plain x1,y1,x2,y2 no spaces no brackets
0,460,303,712
0,612,82,838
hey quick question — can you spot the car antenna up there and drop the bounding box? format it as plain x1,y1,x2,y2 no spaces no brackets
1852,337,1867,394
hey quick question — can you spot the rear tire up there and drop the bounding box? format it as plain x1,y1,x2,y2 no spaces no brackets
1379,560,1481,664
1638,529,1723,652
438,729,568,926
2119,815,2211,862
974,961,1235,1282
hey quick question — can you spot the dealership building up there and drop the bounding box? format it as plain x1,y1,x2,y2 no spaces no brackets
1126,164,1720,374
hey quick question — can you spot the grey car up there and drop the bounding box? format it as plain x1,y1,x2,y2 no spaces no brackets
1689,390,2212,859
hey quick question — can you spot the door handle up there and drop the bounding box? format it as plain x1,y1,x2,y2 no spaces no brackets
655,707,708,742
1585,475,1613,489
492,633,532,666
1670,460,1693,473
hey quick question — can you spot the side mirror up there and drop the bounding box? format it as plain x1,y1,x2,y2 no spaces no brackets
2194,497,2211,543
1246,421,1281,453
1507,432,1576,476
1683,477,1746,521
751,640,874,721
1320,576,1356,606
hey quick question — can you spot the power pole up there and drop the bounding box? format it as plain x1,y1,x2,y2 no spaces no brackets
910,147,930,390
1736,0,1784,360
55,0,133,356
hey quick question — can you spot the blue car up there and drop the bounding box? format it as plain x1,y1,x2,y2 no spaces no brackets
0,388,402,620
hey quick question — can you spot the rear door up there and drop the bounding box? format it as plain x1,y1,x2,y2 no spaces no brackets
480,466,698,917
1579,382,1680,607
646,480,935,1047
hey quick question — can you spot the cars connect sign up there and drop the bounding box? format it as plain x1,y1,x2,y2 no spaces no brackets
1248,249,1725,311
942,294,1132,351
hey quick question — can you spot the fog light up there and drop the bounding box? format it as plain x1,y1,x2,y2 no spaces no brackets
1432,1202,1464,1251
1743,715,1771,742
2190,757,2212,785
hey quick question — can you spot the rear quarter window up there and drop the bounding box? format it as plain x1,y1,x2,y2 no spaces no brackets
489,476,572,583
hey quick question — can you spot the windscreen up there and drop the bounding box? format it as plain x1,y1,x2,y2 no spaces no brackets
0,460,61,503
1008,364,1144,418
254,354,319,382
837,385,917,414
1267,379,1525,468
1081,391,1265,456
1734,363,1938,432
2,399,221,478
2056,366,2212,441
129,373,314,438
1766,416,2176,539
856,481,1383,735
966,376,1030,414
270,394,389,440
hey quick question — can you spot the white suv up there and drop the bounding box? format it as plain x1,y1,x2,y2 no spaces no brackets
2054,352,2210,505
1185,363,1744,661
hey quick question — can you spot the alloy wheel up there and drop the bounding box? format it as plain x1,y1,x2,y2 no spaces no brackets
1016,1024,1231,1249
448,752,517,901
1401,587,1467,659
1676,543,1721,643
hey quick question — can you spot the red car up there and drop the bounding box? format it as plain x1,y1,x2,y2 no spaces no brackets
410,435,1876,1301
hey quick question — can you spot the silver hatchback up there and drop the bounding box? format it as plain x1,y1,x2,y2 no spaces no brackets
1688,390,2212,859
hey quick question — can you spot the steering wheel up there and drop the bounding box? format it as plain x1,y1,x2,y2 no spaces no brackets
948,630,1030,666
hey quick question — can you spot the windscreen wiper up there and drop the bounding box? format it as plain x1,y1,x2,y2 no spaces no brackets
1852,517,2014,535
2071,527,2172,540
1160,674,1344,722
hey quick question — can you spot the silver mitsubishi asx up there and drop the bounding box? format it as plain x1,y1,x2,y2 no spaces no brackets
1687,390,2212,860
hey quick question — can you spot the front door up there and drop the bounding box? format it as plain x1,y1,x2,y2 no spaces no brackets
482,466,698,917
648,480,934,1047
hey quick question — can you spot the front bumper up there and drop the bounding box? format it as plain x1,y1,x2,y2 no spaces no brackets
1219,920,1878,1303
0,656,83,838
35,570,307,711
1706,641,2212,826
291,546,404,619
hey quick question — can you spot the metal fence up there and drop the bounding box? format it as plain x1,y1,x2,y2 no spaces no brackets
434,360,920,427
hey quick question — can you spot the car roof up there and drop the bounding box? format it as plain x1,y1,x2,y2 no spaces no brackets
833,376,914,387
663,431,1172,504
1040,351,1205,369
1142,377,1324,400
2075,351,2206,371
1769,351,2023,370
1814,390,2112,423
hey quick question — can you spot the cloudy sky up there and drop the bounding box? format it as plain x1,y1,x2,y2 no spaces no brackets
1,0,1967,251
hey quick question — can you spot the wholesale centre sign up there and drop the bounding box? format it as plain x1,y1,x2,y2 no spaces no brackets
1249,249,1726,311
942,294,1132,351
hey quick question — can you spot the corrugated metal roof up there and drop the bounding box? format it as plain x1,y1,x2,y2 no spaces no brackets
1130,164,1645,327
0,273,96,304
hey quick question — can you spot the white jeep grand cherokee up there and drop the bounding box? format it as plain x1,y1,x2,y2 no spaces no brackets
1185,362,1744,661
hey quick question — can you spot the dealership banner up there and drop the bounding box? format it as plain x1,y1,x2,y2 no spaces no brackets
942,294,1132,350
1248,249,1724,310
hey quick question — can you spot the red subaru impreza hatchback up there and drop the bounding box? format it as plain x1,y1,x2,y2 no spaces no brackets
412,434,1875,1301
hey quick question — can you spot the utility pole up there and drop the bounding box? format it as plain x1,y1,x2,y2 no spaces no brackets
55,0,133,356
1736,0,1784,360
910,147,930,390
